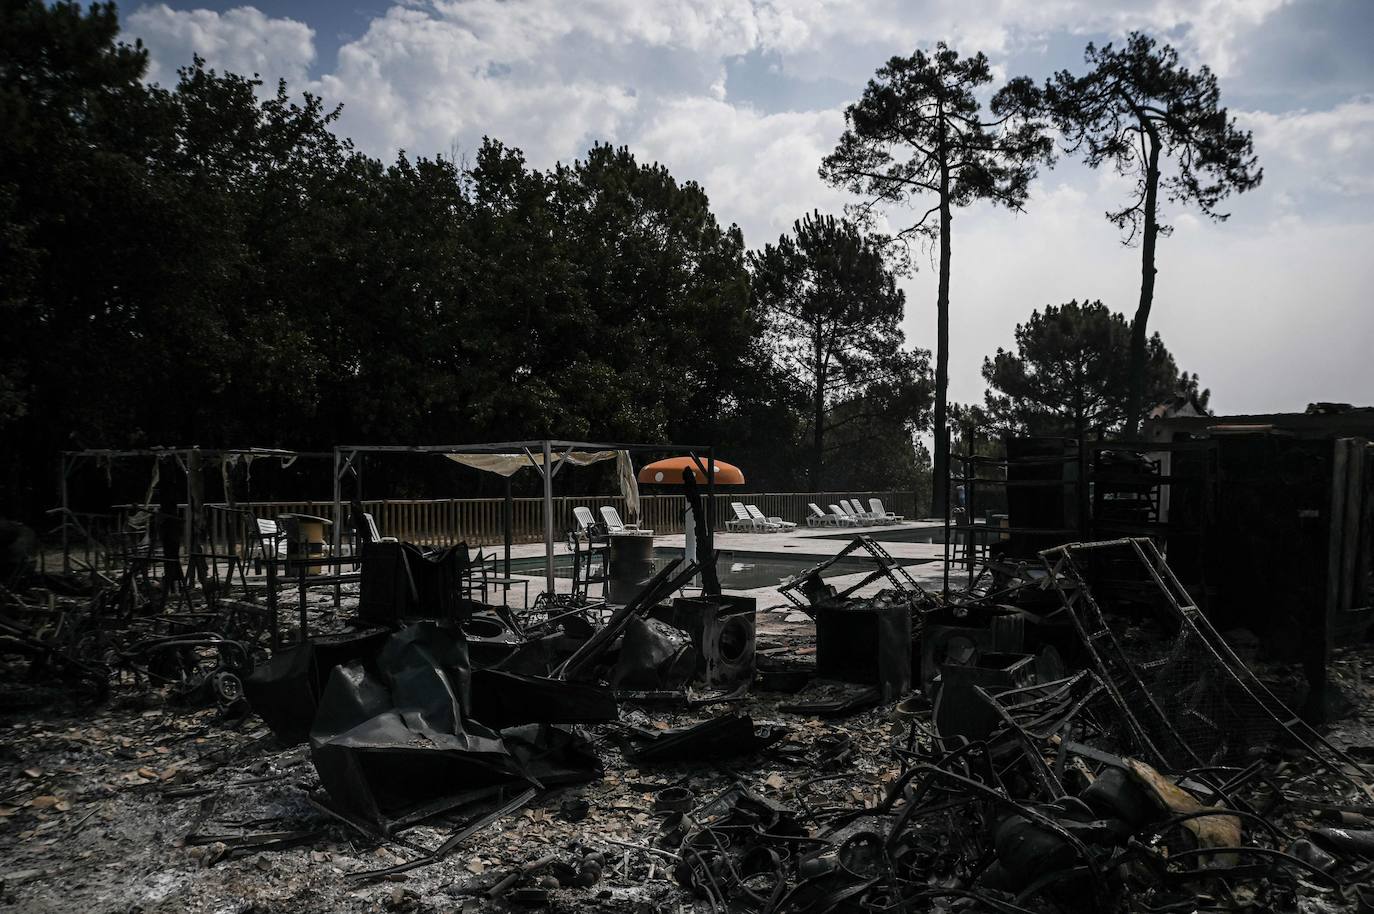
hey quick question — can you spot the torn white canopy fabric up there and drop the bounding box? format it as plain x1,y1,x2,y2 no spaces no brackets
443,449,642,523
616,451,640,522
442,450,618,477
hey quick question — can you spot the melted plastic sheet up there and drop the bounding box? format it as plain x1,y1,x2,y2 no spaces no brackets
309,622,601,833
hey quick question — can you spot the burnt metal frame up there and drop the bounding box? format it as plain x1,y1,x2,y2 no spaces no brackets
57,446,332,590
976,671,1114,798
331,440,717,600
776,534,929,609
1039,540,1198,770
1041,537,1374,792
940,437,1219,598
883,761,1110,911
944,442,1087,594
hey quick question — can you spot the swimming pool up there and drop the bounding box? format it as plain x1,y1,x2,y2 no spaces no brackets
507,547,929,590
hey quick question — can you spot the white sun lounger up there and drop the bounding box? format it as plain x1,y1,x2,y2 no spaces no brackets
828,504,860,526
806,503,840,527
746,503,795,530
726,501,762,532
600,505,651,535
868,498,903,524
841,499,878,525
728,502,780,532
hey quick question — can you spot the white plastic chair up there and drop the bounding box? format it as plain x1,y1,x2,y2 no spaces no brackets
363,512,398,542
573,506,597,533
569,505,611,549
247,516,286,570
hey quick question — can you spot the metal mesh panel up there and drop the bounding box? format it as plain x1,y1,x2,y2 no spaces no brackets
1041,537,1372,797
1148,626,1280,766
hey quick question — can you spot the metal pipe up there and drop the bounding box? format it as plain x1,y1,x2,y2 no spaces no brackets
59,454,70,574
706,447,715,557
503,475,513,581
542,440,554,596
942,448,952,598
331,448,343,559
182,454,193,587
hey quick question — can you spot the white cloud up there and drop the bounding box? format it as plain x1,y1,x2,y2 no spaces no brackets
1067,0,1293,75
428,0,770,56
126,0,1298,167
127,4,315,88
751,0,1292,76
313,5,639,164
636,98,847,244
1239,96,1374,200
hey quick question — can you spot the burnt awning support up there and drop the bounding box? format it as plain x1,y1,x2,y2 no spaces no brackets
503,475,513,581
330,440,717,603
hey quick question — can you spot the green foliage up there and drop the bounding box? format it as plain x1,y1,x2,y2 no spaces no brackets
750,212,910,392
823,392,933,495
749,212,931,490
980,300,1206,437
820,42,1052,513
820,44,1052,239
0,0,154,418
1041,32,1258,434
1176,371,1211,413
1046,32,1262,240
545,144,759,444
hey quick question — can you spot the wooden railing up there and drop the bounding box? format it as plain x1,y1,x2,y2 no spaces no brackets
199,490,919,548
44,491,920,572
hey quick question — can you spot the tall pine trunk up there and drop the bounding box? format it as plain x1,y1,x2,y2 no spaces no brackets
931,159,952,518
1125,138,1161,438
812,321,825,492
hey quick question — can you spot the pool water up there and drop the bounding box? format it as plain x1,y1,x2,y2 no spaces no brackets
507,547,927,590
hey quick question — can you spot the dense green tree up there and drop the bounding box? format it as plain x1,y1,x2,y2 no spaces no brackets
0,0,919,520
821,43,1050,515
1175,371,1211,413
1044,33,1260,435
823,388,933,499
1,0,178,510
945,402,1008,518
980,300,1206,438
546,144,758,444
151,60,364,446
749,212,931,490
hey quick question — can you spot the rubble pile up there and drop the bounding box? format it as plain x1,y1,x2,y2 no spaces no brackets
0,566,268,711
4,535,1374,912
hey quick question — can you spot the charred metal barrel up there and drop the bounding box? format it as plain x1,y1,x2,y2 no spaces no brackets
607,533,655,604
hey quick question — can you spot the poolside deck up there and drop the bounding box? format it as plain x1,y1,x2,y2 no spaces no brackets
497,519,962,618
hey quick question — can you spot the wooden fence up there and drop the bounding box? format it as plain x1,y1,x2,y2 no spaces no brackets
45,490,919,572
202,490,918,549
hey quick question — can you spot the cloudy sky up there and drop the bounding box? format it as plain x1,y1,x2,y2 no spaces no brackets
122,0,1374,416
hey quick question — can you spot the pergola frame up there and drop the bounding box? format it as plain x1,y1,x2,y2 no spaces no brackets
331,440,718,596
57,446,333,574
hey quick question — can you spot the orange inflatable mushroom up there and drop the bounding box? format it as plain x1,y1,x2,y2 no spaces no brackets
637,457,745,485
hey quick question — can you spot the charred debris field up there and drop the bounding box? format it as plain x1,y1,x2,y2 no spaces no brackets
6,537,1374,914
4,3,1373,910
